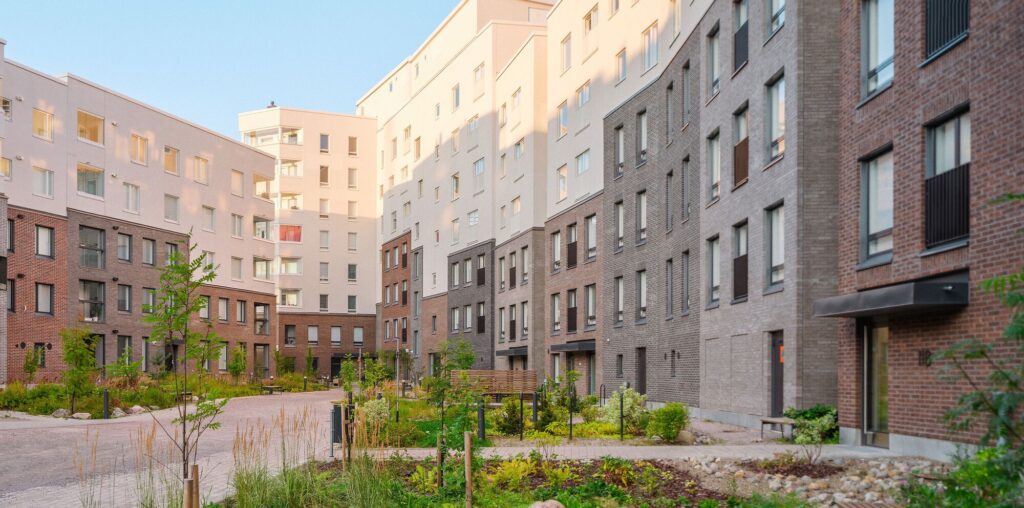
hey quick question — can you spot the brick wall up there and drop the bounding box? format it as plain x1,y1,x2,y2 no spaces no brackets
277,312,375,378
446,240,495,369
493,229,545,374
419,292,448,375
380,231,411,354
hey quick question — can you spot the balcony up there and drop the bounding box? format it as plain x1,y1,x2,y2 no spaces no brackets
925,163,970,248
926,0,969,58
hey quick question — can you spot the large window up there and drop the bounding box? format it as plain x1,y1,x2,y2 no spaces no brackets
615,126,625,176
551,293,561,332
143,239,156,265
164,146,180,174
929,112,971,176
614,201,625,249
926,0,969,58
279,225,302,243
561,35,572,72
117,233,132,262
614,276,624,323
585,284,597,327
79,226,105,269
77,111,104,145
32,109,53,141
862,0,894,95
637,111,648,164
707,28,720,96
33,167,54,197
194,157,209,184
164,194,180,222
551,231,562,270
642,23,658,71
734,0,749,70
131,134,148,165
636,270,647,320
768,76,785,159
576,150,590,175
36,283,54,314
769,0,786,33
558,102,569,138
708,132,721,200
925,111,971,246
77,164,104,197
585,214,597,260
80,280,105,322
557,165,568,201
118,284,132,312
863,151,894,258
123,183,140,213
767,205,785,285
36,225,55,258
636,191,648,242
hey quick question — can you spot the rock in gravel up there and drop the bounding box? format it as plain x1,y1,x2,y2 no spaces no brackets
677,430,696,445
51,408,71,418
769,480,783,491
865,492,879,503
809,493,829,504
129,405,146,414
72,412,91,420
833,493,848,503
111,407,127,418
808,481,828,491
530,501,565,508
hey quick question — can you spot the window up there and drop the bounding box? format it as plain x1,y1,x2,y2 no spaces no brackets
734,0,749,70
227,214,243,238
768,205,785,284
862,0,894,95
707,28,720,96
319,262,329,282
346,168,359,190
347,232,358,251
77,111,104,144
451,173,461,199
769,0,785,33
734,107,750,185
80,280,105,322
473,158,485,191
123,182,140,213
614,201,625,249
201,206,215,232
637,111,648,163
0,157,10,178
636,270,648,320
33,167,54,197
1,97,10,121
926,0,969,57
556,165,568,201
6,279,13,312
614,126,625,176
682,63,692,124
768,76,786,159
36,283,53,314
77,164,104,197
642,24,658,71
318,293,328,312
231,257,243,280
551,293,561,332
279,289,300,307
117,233,132,262
863,151,894,258
929,112,971,176
585,214,597,259
319,133,330,153
253,217,271,240
143,288,156,314
347,263,358,282
708,237,721,304
353,326,364,345
319,199,330,219
285,325,297,345
348,136,358,156
279,225,302,242
665,259,675,313
708,132,721,200
558,102,569,138
576,81,591,109
614,276,624,323
79,226,105,269
143,239,156,265
514,139,525,159
451,84,461,110
164,147,180,175
218,298,229,321
451,218,460,244
561,35,572,71
308,325,319,345
164,195,180,222
576,150,590,175
254,174,272,200
131,134,148,165
551,231,562,270
682,250,691,311
166,243,179,265
636,191,648,242
237,300,248,323
665,85,674,135
280,257,301,275
616,49,627,82
118,285,133,313
734,222,749,300
665,172,674,228
36,225,55,258
32,109,53,141
254,258,272,280
498,307,506,341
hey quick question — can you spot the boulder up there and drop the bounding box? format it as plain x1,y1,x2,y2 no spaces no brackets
111,407,127,418
51,408,71,418
677,430,697,445
529,501,565,508
72,412,92,420
129,405,146,414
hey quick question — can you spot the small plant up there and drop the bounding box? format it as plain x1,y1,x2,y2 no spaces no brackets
61,327,98,414
756,451,804,470
22,347,40,384
542,462,575,489
495,396,525,435
227,344,247,384
489,457,533,491
646,402,689,442
600,387,648,434
105,348,143,388
784,404,838,441
408,464,439,495
793,413,834,464
304,348,315,378
362,397,390,430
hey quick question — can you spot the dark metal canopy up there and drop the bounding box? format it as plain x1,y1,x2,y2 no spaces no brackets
814,273,969,318
550,339,596,353
495,346,529,357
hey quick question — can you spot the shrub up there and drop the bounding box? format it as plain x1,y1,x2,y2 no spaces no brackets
646,403,689,442
488,457,533,491
495,396,525,435
784,404,838,441
363,397,390,429
794,413,834,464
901,446,1024,507
0,381,29,408
386,419,426,447
408,464,438,495
600,388,648,434
542,463,576,489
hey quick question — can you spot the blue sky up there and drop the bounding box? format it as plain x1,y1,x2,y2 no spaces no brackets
1,1,458,137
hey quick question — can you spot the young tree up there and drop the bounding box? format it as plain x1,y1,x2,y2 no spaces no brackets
60,327,97,413
304,348,316,378
143,235,228,481
106,347,143,388
227,344,248,385
22,346,39,384
421,336,478,450
340,356,357,392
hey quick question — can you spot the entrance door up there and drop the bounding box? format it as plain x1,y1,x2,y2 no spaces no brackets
770,331,784,417
864,324,890,448
254,344,270,379
587,353,596,395
330,356,342,379
635,347,647,395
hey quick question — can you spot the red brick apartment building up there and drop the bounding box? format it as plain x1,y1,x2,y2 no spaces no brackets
814,0,1024,459
380,231,412,358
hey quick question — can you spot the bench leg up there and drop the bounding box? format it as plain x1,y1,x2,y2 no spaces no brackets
760,423,764,441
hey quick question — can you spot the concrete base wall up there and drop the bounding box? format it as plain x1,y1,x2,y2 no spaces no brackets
839,426,971,463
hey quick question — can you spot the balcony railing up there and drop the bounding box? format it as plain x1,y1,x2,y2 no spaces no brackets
734,137,749,186
734,22,749,71
925,163,970,247
733,254,748,300
926,0,969,57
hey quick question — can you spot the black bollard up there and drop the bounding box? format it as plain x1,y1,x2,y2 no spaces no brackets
103,388,110,419
519,393,525,441
477,399,485,440
303,376,308,392
619,390,624,441
531,391,538,424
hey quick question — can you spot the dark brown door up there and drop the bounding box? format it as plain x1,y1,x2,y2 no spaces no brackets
635,347,647,395
770,332,784,417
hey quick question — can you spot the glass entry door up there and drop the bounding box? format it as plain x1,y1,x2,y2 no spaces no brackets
863,324,890,448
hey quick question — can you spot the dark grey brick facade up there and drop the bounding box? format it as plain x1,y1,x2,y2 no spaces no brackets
493,228,546,375
446,239,494,369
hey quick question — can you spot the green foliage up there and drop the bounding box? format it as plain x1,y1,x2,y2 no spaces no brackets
304,348,316,378
339,358,357,391
488,457,533,491
646,403,690,442
579,395,600,423
275,351,296,375
362,397,390,429
600,387,648,434
22,347,40,383
61,327,98,413
793,413,834,464
541,462,576,489
227,344,248,383
495,396,525,435
361,359,390,394
408,465,438,495
105,347,143,388
733,493,813,507
783,404,838,441
901,447,1024,508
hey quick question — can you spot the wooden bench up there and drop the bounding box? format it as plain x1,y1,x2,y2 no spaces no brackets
760,416,797,440
174,391,193,402
261,385,283,395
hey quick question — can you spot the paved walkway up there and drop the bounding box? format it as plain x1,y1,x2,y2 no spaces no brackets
0,393,900,507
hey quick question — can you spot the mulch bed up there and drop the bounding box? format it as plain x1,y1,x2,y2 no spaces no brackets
739,459,845,478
